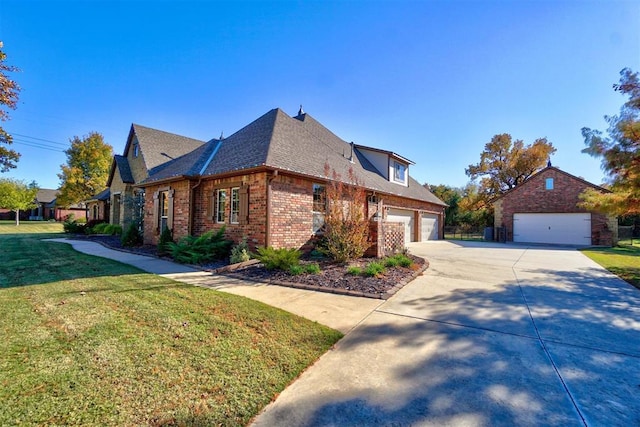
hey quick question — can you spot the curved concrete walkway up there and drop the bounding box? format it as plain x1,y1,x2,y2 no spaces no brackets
45,239,382,334
252,241,640,426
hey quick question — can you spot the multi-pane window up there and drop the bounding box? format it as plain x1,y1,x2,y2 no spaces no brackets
159,190,169,231
230,187,240,224
312,183,326,233
312,183,326,212
216,189,227,223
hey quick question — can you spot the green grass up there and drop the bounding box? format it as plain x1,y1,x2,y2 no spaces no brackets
581,245,640,290
0,232,342,426
0,220,64,235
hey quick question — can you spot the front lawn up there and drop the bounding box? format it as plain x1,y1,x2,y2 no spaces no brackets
0,232,342,426
581,245,640,290
0,219,64,234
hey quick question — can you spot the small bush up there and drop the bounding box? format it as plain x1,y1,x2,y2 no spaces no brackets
63,215,86,234
305,263,321,274
105,224,122,236
289,265,304,275
347,266,362,276
384,254,413,268
255,247,301,271
158,227,174,256
230,237,251,264
90,222,111,234
121,222,143,247
167,228,233,264
364,261,386,277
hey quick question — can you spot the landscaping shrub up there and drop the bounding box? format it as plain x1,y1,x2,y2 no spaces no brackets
63,214,87,234
121,222,142,247
167,228,233,264
305,263,321,274
364,261,386,277
384,254,413,268
347,266,362,276
158,226,174,256
321,164,370,263
255,247,301,271
230,236,251,264
90,222,111,234
289,265,304,276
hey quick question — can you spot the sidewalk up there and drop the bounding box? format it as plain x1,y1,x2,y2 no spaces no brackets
46,239,382,334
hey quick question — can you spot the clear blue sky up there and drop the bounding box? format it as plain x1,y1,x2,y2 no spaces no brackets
0,0,638,191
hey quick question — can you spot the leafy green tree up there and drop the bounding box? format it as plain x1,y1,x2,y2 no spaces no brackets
428,184,463,226
466,134,556,201
581,68,640,215
458,182,494,228
0,42,21,172
0,178,38,225
57,132,113,207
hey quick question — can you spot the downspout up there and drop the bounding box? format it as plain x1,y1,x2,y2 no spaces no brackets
188,178,202,236
265,170,278,247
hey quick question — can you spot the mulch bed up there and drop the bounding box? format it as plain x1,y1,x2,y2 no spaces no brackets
75,234,428,300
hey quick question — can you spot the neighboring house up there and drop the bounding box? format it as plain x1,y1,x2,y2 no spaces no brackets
105,124,205,229
135,107,446,256
85,188,111,223
29,189,87,221
493,165,617,246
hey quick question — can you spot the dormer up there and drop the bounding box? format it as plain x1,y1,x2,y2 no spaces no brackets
354,144,414,187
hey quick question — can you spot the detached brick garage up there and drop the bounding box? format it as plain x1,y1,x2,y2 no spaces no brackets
494,166,617,246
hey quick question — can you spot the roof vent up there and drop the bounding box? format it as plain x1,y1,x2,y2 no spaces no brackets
297,105,304,116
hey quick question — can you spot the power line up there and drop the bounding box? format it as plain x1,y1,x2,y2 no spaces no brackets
10,132,68,147
12,140,65,152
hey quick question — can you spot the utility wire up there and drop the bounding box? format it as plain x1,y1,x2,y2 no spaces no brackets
10,132,68,147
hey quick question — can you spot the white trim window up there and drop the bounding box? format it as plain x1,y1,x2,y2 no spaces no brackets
393,161,406,183
312,183,326,233
216,189,227,223
230,187,240,224
545,178,554,190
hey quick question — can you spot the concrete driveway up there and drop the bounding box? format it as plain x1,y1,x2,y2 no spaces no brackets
252,241,640,426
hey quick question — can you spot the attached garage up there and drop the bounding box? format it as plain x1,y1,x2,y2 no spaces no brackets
421,213,439,241
387,208,414,246
513,213,591,245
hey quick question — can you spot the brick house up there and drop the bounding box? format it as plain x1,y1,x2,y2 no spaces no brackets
85,188,111,223
29,189,86,221
104,124,205,229
135,108,446,255
493,165,617,246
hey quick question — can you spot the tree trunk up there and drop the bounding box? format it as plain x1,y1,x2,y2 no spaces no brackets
14,209,19,226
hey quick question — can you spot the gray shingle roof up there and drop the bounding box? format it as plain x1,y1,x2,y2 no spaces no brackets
114,155,134,183
36,188,59,204
142,108,445,206
86,188,110,202
132,124,205,171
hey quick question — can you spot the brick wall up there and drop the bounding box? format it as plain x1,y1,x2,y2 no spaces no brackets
495,167,616,245
143,180,191,245
193,172,268,250
127,135,150,184
270,174,316,249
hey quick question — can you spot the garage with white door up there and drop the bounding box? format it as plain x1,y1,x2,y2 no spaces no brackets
387,208,414,246
421,213,439,241
513,213,591,245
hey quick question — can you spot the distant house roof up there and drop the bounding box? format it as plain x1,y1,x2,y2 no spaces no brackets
141,108,445,206
36,188,59,204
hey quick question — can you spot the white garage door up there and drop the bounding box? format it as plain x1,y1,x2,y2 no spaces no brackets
421,213,439,241
513,213,591,245
387,209,414,246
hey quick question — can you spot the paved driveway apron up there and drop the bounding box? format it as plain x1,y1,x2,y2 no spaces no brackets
253,241,640,427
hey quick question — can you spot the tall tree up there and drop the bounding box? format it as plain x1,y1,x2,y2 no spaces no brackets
0,42,21,172
466,134,556,201
57,132,113,207
0,178,38,226
427,184,463,226
581,68,640,215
